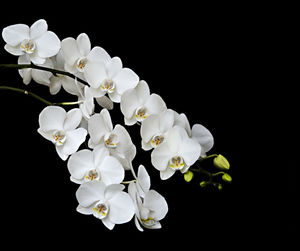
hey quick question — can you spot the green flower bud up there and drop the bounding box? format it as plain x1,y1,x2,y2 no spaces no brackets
184,171,194,182
213,154,230,170
217,183,223,190
222,173,232,183
200,181,207,187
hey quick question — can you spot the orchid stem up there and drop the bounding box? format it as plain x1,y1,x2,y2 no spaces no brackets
0,85,53,105
190,167,212,178
198,154,218,162
121,180,136,184
0,63,88,86
0,85,80,106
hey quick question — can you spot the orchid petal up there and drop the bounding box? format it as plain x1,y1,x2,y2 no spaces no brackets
76,33,90,56
151,142,172,171
144,190,168,220
192,124,214,154
63,108,82,131
144,94,167,115
30,19,47,39
76,181,106,207
61,37,81,66
68,149,94,182
98,156,124,185
84,61,107,89
113,68,139,95
61,128,87,156
38,106,66,132
35,31,61,58
2,23,29,46
108,191,135,224
140,114,160,143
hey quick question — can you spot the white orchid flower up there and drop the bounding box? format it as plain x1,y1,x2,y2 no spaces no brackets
88,109,136,170
67,146,124,185
76,180,135,230
84,56,139,103
140,109,175,150
174,112,214,157
2,19,60,64
128,182,168,231
18,54,53,87
151,126,201,180
61,33,110,77
49,50,85,95
120,80,167,125
37,106,87,161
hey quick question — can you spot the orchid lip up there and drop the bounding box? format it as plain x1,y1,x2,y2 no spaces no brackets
150,134,164,148
141,217,158,227
76,57,88,72
104,132,119,148
168,156,185,170
92,201,109,219
84,169,100,182
100,79,115,93
135,106,148,122
20,39,36,54
51,130,66,146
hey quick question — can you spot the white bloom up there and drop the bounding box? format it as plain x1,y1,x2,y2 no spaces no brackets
88,109,136,170
18,54,53,86
174,112,214,157
76,180,135,230
61,33,109,76
84,56,139,103
67,146,124,185
2,19,60,64
129,183,168,231
37,106,87,161
121,80,167,125
140,109,175,150
49,50,85,95
151,126,201,180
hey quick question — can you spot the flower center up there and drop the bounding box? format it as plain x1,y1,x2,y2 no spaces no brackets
168,156,185,170
104,132,119,148
135,106,148,122
51,131,66,146
92,202,109,219
150,134,164,148
20,39,36,54
76,57,88,72
100,79,115,93
84,169,100,182
141,217,157,227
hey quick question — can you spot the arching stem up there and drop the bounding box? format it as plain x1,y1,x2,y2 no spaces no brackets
0,85,81,106
0,63,88,86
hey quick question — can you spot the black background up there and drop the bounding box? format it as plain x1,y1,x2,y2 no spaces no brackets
0,3,293,248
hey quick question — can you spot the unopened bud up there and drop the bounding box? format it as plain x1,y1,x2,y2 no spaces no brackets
217,183,223,190
213,154,230,170
222,173,232,183
184,171,194,182
200,181,207,187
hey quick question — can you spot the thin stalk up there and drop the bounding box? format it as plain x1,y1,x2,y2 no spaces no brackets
121,180,136,184
0,85,81,106
0,63,88,86
198,154,218,162
0,85,53,105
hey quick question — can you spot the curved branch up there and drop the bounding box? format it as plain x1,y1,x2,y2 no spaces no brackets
0,63,89,86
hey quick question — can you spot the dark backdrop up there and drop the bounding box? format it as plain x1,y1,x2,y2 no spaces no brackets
0,4,287,248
